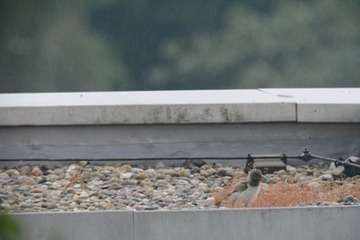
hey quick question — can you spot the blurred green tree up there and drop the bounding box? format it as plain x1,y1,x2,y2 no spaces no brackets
0,0,130,93
0,213,21,240
146,0,360,89
1,0,359,92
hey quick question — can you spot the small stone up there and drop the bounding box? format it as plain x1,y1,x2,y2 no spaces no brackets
217,168,234,177
5,169,20,177
47,174,61,182
72,195,81,203
177,179,191,186
88,206,96,211
69,202,77,208
20,202,33,208
198,183,210,193
120,180,137,186
136,172,150,180
0,172,10,179
286,165,296,172
53,168,65,175
157,169,178,177
100,201,111,209
277,170,287,177
269,176,281,183
178,168,191,177
191,159,206,167
286,165,297,177
108,177,120,184
108,182,122,190
144,206,159,210
46,203,58,210
19,165,31,176
319,173,333,181
66,164,79,174
330,162,345,177
78,161,89,167
156,179,169,187
31,167,43,176
37,177,47,184
289,169,297,177
0,202,11,210
207,168,216,176
182,159,206,169
17,176,37,185
131,168,144,173
200,164,213,170
31,187,44,193
79,191,89,199
306,169,313,176
343,195,356,203
120,172,133,180
144,169,156,177
155,162,166,169
200,170,209,177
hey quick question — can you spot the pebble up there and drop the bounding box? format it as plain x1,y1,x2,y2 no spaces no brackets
120,172,133,180
178,168,191,177
31,166,44,176
319,173,333,181
31,187,44,193
200,170,210,177
0,162,358,213
46,203,58,210
79,191,89,199
342,194,359,203
5,169,20,177
0,172,10,179
17,176,37,185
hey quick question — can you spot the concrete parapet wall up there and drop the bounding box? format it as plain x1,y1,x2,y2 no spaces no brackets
0,88,359,126
0,90,296,125
0,88,359,161
12,207,360,240
13,211,134,240
261,88,360,122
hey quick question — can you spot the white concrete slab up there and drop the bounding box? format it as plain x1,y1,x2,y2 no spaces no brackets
0,90,295,125
261,88,360,122
0,90,289,106
12,211,133,240
134,207,360,240
9,207,360,240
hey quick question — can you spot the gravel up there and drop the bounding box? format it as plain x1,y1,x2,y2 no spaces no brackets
0,161,359,213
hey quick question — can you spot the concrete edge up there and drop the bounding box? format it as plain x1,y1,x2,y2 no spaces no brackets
1,88,359,125
9,206,360,240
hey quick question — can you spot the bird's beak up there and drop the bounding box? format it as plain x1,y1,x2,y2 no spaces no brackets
260,175,266,181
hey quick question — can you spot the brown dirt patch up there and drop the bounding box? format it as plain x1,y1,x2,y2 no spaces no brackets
214,174,360,208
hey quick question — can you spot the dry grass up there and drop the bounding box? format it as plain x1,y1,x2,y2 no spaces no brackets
214,173,360,208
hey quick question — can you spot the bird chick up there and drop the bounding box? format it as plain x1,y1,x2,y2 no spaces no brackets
228,169,264,207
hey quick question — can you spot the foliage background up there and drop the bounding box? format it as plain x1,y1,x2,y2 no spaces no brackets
1,0,359,93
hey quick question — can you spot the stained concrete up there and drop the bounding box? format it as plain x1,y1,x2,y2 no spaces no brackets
134,207,360,240
12,211,133,240
10,207,360,240
0,90,295,125
1,123,359,163
260,88,360,122
0,89,359,163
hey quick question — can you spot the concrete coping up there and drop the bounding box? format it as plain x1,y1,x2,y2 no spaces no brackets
11,206,360,240
0,88,359,126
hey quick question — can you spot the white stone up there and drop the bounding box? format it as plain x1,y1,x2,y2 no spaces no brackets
120,172,133,180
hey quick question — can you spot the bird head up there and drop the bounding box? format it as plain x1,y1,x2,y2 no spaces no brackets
248,169,265,186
